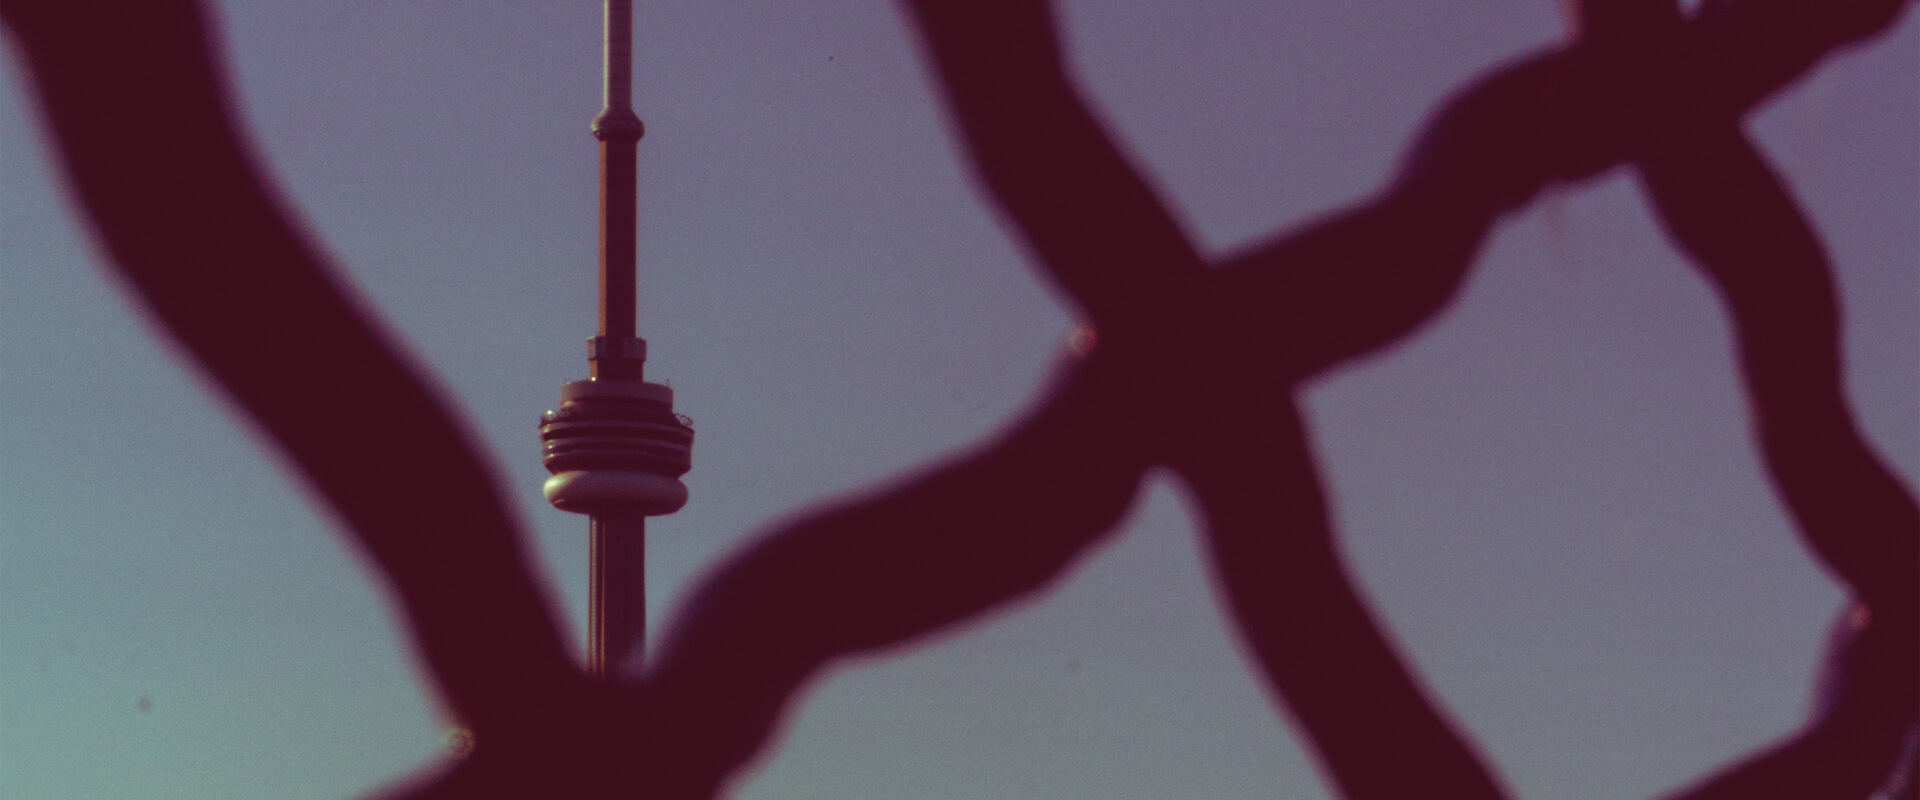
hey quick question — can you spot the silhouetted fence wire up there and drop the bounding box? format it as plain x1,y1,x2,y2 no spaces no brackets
2,0,1912,797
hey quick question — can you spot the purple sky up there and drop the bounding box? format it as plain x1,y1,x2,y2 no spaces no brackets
2,2,1913,798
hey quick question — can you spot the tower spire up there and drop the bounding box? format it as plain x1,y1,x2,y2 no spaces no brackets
590,0,645,372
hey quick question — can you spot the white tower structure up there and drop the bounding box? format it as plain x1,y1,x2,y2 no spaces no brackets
539,0,691,678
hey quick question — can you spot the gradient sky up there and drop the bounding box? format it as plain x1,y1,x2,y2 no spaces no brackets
1,2,1914,799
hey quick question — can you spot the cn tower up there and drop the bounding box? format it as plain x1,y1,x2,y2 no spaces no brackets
539,0,693,679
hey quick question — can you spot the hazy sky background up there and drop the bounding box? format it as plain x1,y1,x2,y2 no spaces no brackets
1,2,1913,799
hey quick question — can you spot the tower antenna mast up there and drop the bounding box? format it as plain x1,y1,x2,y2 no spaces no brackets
539,0,692,679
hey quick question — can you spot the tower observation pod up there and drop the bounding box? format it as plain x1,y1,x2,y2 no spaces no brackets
540,0,689,679
539,353,692,518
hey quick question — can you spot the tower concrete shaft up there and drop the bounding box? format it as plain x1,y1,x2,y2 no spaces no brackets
589,514,646,677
